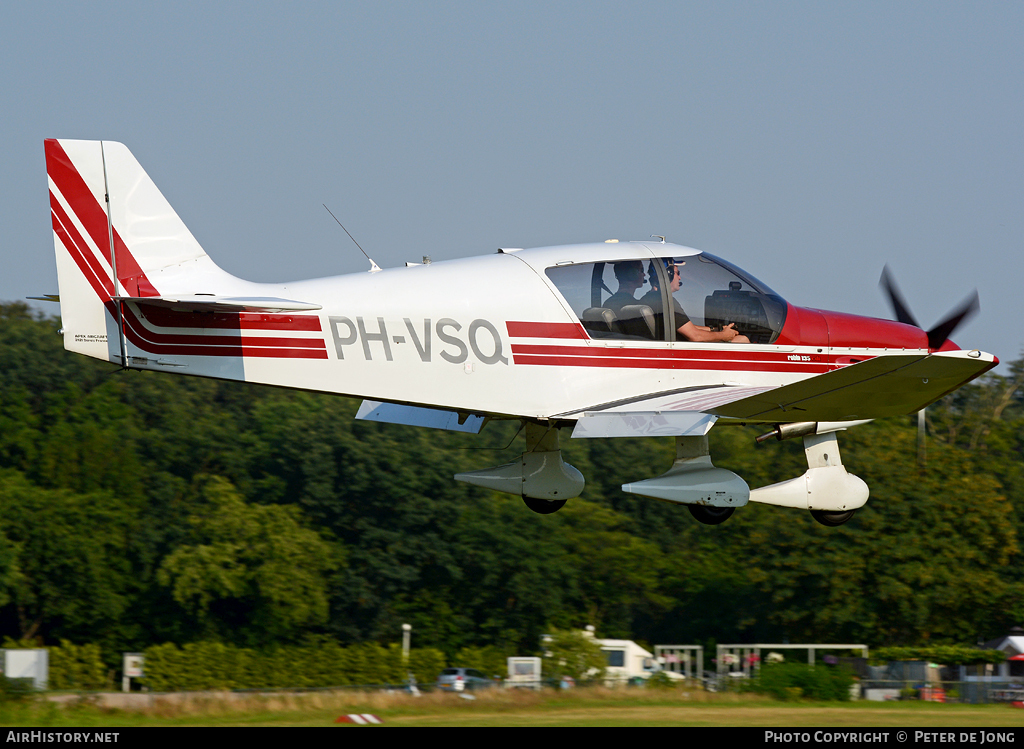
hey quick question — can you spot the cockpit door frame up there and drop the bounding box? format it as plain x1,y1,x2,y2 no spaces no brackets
642,256,676,343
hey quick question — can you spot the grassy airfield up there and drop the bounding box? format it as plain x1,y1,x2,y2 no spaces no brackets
4,688,1024,727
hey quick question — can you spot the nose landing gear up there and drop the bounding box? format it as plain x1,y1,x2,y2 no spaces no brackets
810,509,857,527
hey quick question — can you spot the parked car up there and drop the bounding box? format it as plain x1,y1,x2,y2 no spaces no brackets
436,667,494,692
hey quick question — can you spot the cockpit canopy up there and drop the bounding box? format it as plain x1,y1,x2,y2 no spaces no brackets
545,252,788,344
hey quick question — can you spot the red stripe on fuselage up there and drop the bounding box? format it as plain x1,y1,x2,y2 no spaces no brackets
120,306,328,359
511,354,830,373
506,321,587,339
137,305,323,331
122,305,325,349
122,307,325,348
510,342,832,364
45,139,159,297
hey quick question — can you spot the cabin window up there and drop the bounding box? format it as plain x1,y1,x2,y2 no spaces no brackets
545,260,662,341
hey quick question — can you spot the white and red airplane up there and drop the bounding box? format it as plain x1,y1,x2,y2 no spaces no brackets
41,139,998,526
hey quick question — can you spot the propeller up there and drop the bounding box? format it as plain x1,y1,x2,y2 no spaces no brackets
879,265,981,469
879,265,980,350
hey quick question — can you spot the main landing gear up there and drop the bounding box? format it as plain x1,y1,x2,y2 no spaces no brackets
621,435,748,525
454,422,584,515
687,505,735,525
523,497,568,515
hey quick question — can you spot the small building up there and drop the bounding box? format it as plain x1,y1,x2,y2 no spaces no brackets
979,628,1024,680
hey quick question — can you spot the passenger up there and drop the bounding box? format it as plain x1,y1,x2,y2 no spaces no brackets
603,260,646,313
642,260,750,344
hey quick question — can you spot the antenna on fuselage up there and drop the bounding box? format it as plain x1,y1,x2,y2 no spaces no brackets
323,204,381,272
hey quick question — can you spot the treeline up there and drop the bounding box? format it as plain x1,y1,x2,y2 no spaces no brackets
0,303,1021,668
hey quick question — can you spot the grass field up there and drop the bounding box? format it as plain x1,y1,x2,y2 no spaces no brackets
3,688,1024,727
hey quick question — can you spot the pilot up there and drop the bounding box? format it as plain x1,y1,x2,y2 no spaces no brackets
603,260,646,312
642,260,750,344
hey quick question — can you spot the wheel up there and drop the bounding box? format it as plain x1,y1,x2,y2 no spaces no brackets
687,505,735,525
810,509,857,527
523,496,567,514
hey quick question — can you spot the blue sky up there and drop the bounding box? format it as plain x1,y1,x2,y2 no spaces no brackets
4,1,1021,368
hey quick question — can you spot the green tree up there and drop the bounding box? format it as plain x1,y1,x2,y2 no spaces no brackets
541,629,607,683
157,476,340,645
554,500,672,637
0,469,134,645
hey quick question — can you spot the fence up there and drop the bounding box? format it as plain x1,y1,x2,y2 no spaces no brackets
859,680,1024,705
706,673,1024,705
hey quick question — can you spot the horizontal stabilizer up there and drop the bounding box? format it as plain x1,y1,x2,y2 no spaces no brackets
572,411,717,438
355,400,485,433
711,350,997,422
118,295,321,313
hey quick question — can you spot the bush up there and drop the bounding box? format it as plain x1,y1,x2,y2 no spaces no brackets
645,671,676,689
0,677,35,701
451,646,508,681
872,646,1005,666
140,641,447,691
753,663,854,701
49,640,108,691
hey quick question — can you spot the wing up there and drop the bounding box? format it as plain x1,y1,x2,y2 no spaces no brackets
568,349,996,437
710,349,997,422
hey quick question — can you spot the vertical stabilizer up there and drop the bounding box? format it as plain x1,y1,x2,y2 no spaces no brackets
45,139,221,362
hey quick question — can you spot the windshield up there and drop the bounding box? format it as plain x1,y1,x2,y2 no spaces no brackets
668,253,788,344
698,252,783,297
544,253,788,344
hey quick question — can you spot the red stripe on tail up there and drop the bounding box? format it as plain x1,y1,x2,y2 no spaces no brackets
45,139,160,298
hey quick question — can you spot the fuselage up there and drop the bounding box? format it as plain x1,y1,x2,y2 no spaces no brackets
107,241,983,421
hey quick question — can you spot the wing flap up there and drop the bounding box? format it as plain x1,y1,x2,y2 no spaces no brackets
567,384,777,438
571,410,717,438
355,400,486,434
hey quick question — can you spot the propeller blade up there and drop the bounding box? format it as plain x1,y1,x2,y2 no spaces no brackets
879,265,981,349
926,290,979,350
879,265,920,328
